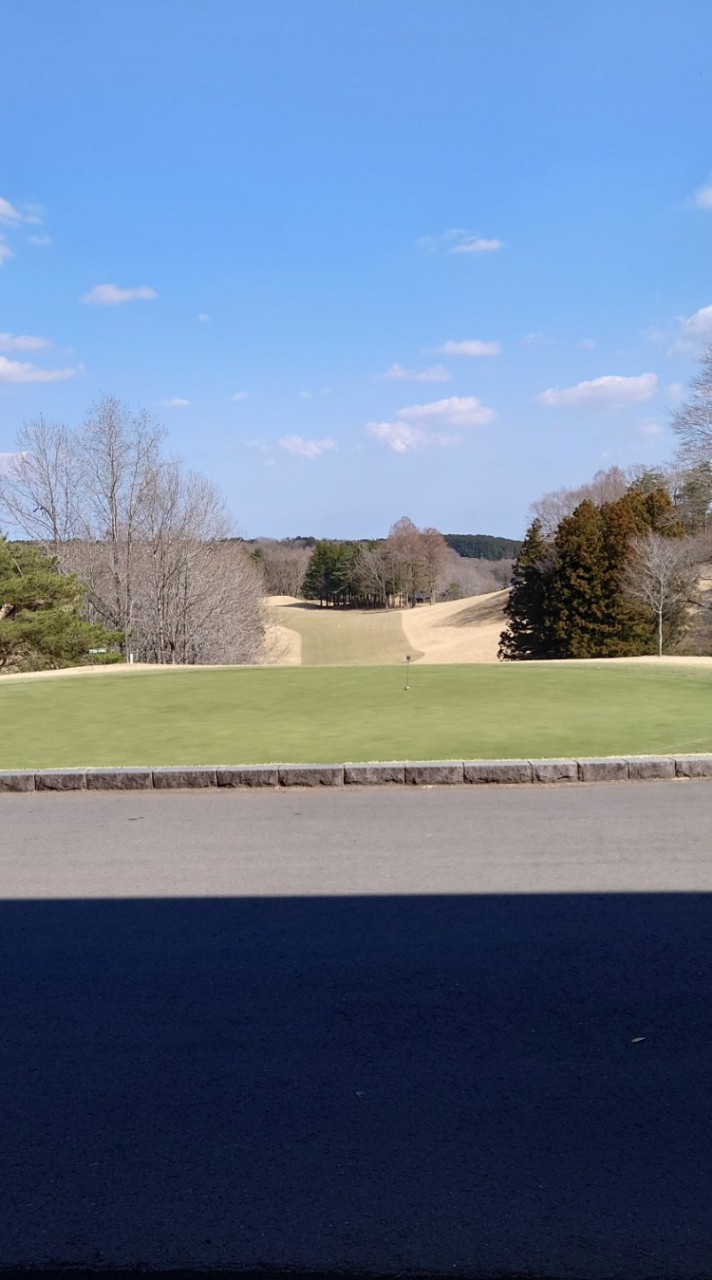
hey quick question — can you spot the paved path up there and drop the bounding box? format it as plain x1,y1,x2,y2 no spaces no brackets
1,783,712,1276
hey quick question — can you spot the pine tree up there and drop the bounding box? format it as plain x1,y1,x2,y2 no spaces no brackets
499,520,557,659
0,538,117,672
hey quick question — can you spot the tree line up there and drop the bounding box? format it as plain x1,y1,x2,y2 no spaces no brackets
301,518,449,608
501,347,712,660
0,396,264,672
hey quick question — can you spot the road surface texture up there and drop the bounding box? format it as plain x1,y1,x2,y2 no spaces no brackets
1,782,712,1278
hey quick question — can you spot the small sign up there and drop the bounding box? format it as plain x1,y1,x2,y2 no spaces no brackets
88,648,107,655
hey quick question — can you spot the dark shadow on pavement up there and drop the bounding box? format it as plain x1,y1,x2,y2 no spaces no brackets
1,893,710,1278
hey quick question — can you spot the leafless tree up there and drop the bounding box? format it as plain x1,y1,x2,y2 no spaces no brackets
531,466,630,537
420,527,448,602
352,544,390,607
672,344,712,466
0,417,78,552
0,394,265,664
257,542,311,597
621,533,698,656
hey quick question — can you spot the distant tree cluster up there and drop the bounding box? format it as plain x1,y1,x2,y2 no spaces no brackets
302,518,449,608
500,487,697,660
0,396,265,668
443,533,522,560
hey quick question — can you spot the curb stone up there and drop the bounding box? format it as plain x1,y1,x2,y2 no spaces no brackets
86,768,154,791
405,762,464,786
4,756,712,792
464,760,533,785
278,764,344,787
675,755,712,778
578,757,629,783
531,759,578,784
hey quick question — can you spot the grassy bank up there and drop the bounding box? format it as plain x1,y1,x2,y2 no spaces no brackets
2,662,712,768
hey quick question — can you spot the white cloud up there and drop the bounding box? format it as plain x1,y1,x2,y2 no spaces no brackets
436,339,501,357
578,338,597,350
298,390,313,400
27,233,53,247
279,435,337,460
693,181,712,210
380,362,450,383
450,237,504,254
398,395,494,428
666,381,685,405
521,332,547,347
418,228,503,255
669,305,712,353
81,283,158,305
197,313,211,323
0,355,78,384
0,238,12,265
538,372,658,409
161,397,189,408
0,451,22,475
636,419,663,439
0,332,50,352
367,394,494,453
644,326,667,344
0,196,43,226
232,391,251,403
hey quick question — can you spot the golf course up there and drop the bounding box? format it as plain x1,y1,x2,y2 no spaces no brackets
3,660,712,769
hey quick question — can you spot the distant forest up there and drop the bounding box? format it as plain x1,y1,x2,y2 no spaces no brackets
443,534,522,561
252,533,522,562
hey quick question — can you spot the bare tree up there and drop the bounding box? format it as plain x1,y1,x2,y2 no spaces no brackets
672,344,712,465
0,417,78,552
420,527,448,603
621,533,698,656
531,466,630,537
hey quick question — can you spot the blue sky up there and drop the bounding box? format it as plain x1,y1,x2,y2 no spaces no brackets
1,0,711,538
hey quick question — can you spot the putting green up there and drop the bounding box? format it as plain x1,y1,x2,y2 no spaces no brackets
2,662,712,768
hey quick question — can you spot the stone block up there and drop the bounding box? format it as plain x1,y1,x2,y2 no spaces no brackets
627,757,676,781
344,763,406,785
216,766,278,787
404,762,464,786
278,765,344,787
464,760,533,785
531,759,578,784
86,769,154,790
152,767,217,789
578,757,629,783
0,771,36,793
35,770,87,791
675,755,712,779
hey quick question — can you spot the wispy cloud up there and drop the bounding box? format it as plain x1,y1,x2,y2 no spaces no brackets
666,381,685,405
279,435,337,460
692,180,712,210
669,305,712,354
0,451,22,475
635,418,663,440
538,373,658,408
0,238,12,266
0,196,43,226
232,391,251,403
578,338,597,350
367,395,494,453
197,313,211,323
418,228,504,255
27,233,53,247
0,332,50,352
644,326,667,345
81,283,158,305
436,339,501,357
161,397,189,408
450,237,504,254
0,355,79,384
521,332,549,347
379,362,451,383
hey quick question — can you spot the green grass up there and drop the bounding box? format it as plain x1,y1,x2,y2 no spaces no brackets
3,663,712,769
273,602,420,664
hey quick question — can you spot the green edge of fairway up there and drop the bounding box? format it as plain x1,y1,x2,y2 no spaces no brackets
2,663,712,769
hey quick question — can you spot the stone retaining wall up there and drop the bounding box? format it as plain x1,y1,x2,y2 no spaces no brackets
1,756,712,791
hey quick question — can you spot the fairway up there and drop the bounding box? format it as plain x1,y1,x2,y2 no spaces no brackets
3,663,712,768
270,601,419,664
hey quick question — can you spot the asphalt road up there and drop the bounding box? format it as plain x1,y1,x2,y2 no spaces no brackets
1,782,712,1277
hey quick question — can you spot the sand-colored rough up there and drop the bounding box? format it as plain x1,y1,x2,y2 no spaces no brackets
401,590,509,664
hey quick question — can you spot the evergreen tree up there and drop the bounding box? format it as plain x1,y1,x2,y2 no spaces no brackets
499,520,557,659
0,538,117,672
